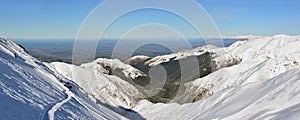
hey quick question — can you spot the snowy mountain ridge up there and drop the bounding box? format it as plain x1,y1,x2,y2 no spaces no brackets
48,34,300,119
91,58,147,79
143,45,218,66
132,34,300,119
1,34,300,120
0,37,129,119
46,60,146,109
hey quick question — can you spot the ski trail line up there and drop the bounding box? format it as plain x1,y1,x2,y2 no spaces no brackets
48,90,73,120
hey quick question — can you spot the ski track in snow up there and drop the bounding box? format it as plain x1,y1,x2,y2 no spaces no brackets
2,35,300,119
33,68,74,120
0,37,128,119
48,90,73,120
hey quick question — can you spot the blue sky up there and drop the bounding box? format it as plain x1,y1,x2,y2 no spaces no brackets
0,0,299,39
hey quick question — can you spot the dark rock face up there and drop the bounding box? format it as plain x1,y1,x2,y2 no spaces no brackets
94,50,242,104
96,51,219,104
97,62,113,75
129,52,217,103
17,44,28,53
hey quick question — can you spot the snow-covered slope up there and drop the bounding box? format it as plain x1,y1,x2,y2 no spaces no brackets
132,35,300,119
143,45,218,66
134,67,300,119
26,34,300,119
46,59,146,109
125,55,150,66
0,37,127,119
92,58,147,80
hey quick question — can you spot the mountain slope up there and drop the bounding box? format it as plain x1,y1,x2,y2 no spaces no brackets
126,45,218,103
132,35,300,119
8,34,300,119
134,67,300,119
46,60,146,109
0,37,127,119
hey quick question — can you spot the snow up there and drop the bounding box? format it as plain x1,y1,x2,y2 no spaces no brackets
2,34,300,119
132,35,300,119
46,60,146,109
0,37,127,119
0,45,15,58
134,68,300,119
48,90,72,120
144,45,218,66
93,58,147,79
46,35,300,119
125,55,150,65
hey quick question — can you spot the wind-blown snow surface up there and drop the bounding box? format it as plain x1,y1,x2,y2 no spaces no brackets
0,37,127,119
132,35,300,119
